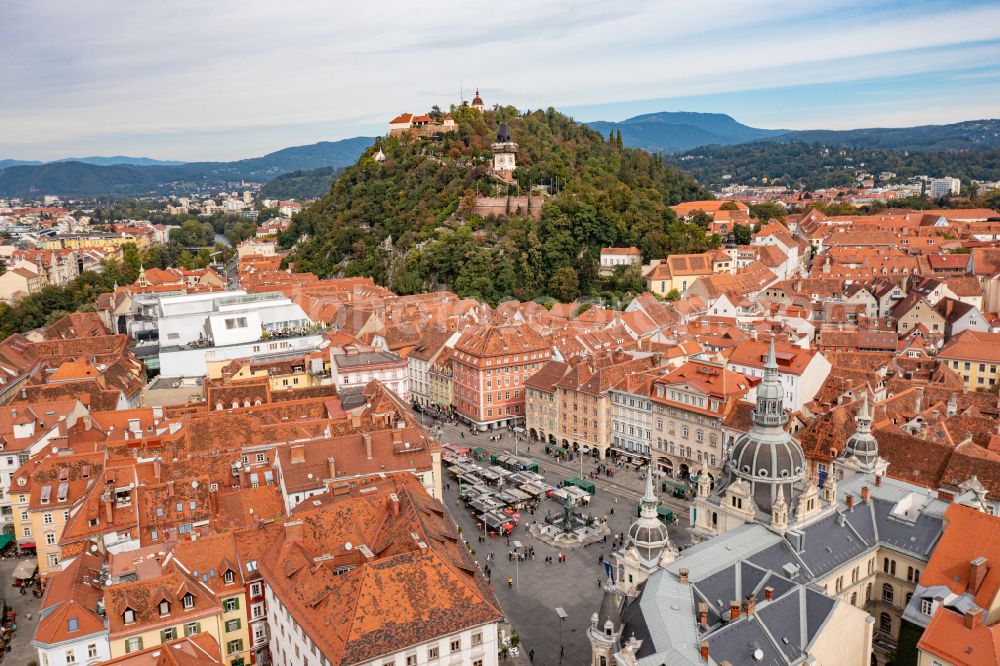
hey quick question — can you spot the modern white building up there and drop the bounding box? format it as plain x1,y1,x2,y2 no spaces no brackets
156,291,321,377
928,177,961,199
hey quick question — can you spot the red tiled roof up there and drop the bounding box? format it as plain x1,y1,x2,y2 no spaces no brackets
259,474,502,665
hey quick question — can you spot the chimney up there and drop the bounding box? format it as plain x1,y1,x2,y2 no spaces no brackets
390,492,400,516
327,456,336,480
392,429,402,444
915,385,924,414
764,586,774,601
167,480,175,497
679,568,689,583
861,486,871,503
729,600,740,621
698,602,709,627
363,433,373,460
209,486,218,516
284,520,304,545
875,474,882,487
745,594,757,617
82,414,92,431
846,494,855,510
700,641,709,662
969,557,989,595
964,606,983,630
104,492,114,524
290,445,305,464
153,458,162,482
152,405,163,420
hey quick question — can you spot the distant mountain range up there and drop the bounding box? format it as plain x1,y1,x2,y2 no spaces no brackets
585,112,1000,154
0,137,375,197
587,112,787,153
0,156,185,168
4,112,1000,198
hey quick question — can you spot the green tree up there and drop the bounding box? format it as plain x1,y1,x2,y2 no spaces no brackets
749,203,786,223
616,264,645,293
121,243,142,282
665,289,681,301
733,223,752,245
687,210,712,229
719,201,740,211
548,266,579,302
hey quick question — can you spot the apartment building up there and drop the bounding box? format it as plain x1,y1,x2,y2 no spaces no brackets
649,360,753,483
452,323,551,430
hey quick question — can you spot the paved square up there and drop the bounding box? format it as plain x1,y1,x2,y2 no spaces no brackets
435,418,694,664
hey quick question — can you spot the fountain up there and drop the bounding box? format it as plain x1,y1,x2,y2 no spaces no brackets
529,493,609,548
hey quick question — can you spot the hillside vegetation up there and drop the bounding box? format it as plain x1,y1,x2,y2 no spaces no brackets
259,167,341,200
283,105,711,304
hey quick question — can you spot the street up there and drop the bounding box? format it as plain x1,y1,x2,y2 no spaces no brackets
0,554,41,665
431,414,696,665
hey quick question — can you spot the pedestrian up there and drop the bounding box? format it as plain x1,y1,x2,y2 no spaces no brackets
529,648,535,662
507,577,513,588
610,507,615,516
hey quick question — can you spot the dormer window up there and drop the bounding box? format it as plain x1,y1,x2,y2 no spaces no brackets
123,608,136,624
159,599,170,616
182,593,194,610
223,569,234,584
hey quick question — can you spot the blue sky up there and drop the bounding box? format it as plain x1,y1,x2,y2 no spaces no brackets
1,0,999,161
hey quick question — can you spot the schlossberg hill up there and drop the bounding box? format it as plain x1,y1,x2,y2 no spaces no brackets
282,104,712,305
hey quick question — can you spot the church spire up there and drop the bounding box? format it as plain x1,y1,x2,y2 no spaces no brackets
640,463,658,518
856,393,872,433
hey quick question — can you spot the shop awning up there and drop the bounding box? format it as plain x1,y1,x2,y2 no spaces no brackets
0,533,12,550
661,479,691,493
19,541,35,550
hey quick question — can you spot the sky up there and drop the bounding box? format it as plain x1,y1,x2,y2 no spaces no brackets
2,0,1000,162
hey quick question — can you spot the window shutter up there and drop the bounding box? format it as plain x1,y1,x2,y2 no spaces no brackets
160,629,167,643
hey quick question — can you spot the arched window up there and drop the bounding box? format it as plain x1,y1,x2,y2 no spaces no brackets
851,592,858,606
866,583,872,601
879,612,892,632
882,583,894,604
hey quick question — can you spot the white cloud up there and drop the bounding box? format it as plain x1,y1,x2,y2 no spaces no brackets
1,0,998,160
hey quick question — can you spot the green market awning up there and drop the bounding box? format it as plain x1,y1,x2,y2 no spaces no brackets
661,479,691,493
0,533,12,550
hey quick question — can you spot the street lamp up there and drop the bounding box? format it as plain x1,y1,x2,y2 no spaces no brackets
555,607,567,662
512,540,522,590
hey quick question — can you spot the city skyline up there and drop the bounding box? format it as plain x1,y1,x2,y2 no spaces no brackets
3,0,1000,161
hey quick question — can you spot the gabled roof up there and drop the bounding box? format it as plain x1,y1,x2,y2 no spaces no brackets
259,474,502,665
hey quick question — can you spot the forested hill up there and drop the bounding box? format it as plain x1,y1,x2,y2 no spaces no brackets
283,105,712,304
668,141,1000,191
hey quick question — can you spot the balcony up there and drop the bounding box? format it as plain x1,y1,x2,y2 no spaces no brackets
872,629,897,653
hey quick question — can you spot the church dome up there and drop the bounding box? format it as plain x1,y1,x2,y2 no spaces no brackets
626,467,670,567
472,88,484,107
729,431,806,483
725,337,806,514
